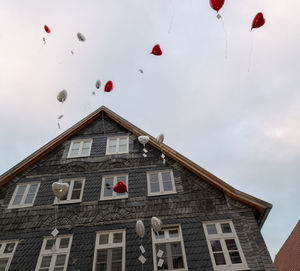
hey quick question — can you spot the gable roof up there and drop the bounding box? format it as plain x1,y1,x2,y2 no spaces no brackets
274,220,300,270
0,106,272,228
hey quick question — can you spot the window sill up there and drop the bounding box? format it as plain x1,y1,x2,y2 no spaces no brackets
148,191,177,197
100,196,128,201
214,264,250,271
7,204,34,209
53,200,82,205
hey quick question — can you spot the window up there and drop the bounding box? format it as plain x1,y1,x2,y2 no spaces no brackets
106,136,129,155
0,241,18,271
67,139,92,158
93,230,126,271
151,226,188,271
203,221,248,271
8,183,40,208
35,235,72,271
100,175,128,200
54,178,85,204
147,170,176,196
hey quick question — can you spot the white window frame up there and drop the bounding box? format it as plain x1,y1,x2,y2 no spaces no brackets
93,229,126,271
151,225,188,271
147,170,176,196
105,136,129,155
0,240,18,271
8,182,40,209
203,220,249,271
100,174,128,201
54,178,85,204
35,235,73,271
67,138,93,158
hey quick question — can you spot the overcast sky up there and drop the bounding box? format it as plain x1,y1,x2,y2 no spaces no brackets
1,0,299,260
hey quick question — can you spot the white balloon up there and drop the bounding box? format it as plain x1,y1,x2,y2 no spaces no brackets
96,80,101,89
156,134,164,145
138,135,149,146
151,217,163,233
52,182,69,200
136,220,145,238
57,90,68,103
77,32,86,42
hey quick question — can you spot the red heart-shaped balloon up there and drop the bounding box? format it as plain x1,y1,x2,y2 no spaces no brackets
151,44,162,56
251,12,265,30
44,25,51,34
209,0,225,12
113,181,128,193
104,81,113,92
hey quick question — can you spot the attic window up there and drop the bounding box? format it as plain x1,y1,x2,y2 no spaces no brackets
147,170,176,196
106,136,129,155
8,183,40,209
203,220,248,271
67,139,93,158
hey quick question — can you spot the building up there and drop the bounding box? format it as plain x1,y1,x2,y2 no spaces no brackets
274,220,300,271
0,106,275,270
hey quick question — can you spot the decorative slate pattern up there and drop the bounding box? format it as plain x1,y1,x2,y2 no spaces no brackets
0,113,275,270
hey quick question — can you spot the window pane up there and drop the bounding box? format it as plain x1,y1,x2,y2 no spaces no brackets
210,240,222,252
73,180,83,190
149,173,159,183
59,238,70,249
97,249,107,262
81,147,90,156
71,189,81,200
99,235,109,245
109,139,117,147
162,181,173,191
171,242,184,268
29,184,38,194
229,251,242,264
16,185,26,196
12,195,22,205
4,243,15,253
108,145,116,153
95,263,106,271
82,141,91,149
214,252,226,265
150,182,160,193
103,178,113,197
0,258,9,270
156,244,168,270
206,224,217,234
24,194,34,204
119,138,127,146
70,149,79,157
111,262,122,271
72,142,80,150
40,256,52,267
55,254,66,266
54,268,64,271
221,223,232,233
155,231,165,239
112,248,122,261
225,239,237,251
169,229,179,238
161,172,171,182
113,233,123,243
45,239,55,250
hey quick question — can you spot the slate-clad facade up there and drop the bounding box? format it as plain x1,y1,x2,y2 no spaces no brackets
0,107,275,270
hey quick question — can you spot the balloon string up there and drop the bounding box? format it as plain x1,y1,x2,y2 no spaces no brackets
168,0,176,34
221,19,228,59
248,33,254,72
